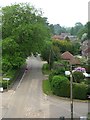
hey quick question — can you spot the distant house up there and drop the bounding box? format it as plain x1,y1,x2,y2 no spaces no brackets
52,35,63,40
81,40,90,58
52,33,77,41
61,51,80,65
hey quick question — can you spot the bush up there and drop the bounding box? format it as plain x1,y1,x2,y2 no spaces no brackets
53,61,68,75
72,71,85,83
49,71,55,83
49,70,59,83
42,63,50,71
0,80,11,89
73,83,88,100
87,85,90,95
42,63,50,75
51,75,70,97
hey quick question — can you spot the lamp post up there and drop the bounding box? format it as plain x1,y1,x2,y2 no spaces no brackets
65,64,73,120
70,64,73,120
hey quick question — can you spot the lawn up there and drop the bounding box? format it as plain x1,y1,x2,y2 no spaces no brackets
42,79,52,95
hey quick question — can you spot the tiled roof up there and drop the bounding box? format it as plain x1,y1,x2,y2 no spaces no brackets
61,51,74,60
69,57,80,65
61,51,80,65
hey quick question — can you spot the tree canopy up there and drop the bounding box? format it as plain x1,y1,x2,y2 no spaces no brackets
2,3,51,73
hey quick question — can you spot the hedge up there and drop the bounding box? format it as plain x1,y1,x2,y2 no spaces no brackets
50,75,88,100
51,75,70,97
73,83,88,100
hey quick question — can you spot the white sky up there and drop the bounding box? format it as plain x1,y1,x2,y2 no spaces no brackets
1,0,89,27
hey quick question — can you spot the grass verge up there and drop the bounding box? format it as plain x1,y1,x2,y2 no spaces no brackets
42,63,51,75
42,79,52,95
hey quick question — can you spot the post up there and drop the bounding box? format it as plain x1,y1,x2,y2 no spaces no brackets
70,65,73,120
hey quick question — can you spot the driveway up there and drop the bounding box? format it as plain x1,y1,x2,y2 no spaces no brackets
1,55,88,119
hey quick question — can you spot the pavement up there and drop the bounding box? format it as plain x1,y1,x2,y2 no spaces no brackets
0,55,88,119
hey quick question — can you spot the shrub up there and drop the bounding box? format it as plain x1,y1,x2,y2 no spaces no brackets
0,80,11,89
73,83,88,100
51,75,70,97
49,71,55,83
42,63,50,71
53,61,68,75
42,63,50,75
72,71,85,83
87,85,90,95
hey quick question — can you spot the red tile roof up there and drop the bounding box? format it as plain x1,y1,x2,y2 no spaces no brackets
61,51,74,60
61,51,80,65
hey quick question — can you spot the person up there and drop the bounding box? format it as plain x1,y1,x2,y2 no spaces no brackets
25,67,28,72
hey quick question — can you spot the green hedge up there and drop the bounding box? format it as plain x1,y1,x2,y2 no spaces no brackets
51,75,70,97
73,83,88,100
50,75,88,100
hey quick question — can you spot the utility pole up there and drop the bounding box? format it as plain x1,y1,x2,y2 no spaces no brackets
70,64,73,120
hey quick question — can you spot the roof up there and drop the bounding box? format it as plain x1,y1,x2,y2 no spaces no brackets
61,51,80,65
61,51,74,60
84,47,90,53
69,57,80,65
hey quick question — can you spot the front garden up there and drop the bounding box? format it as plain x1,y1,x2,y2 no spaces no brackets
42,60,89,100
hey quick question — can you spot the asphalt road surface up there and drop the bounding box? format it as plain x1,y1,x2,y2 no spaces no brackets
1,55,88,119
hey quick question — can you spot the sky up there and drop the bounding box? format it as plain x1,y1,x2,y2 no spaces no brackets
1,0,89,27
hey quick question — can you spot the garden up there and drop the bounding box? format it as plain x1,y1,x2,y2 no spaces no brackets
42,60,89,100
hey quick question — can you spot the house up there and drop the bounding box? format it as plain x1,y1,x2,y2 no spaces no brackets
61,51,80,65
52,33,77,41
81,40,90,58
61,51,74,60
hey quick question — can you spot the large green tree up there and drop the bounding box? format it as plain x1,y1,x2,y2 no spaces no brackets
2,3,51,73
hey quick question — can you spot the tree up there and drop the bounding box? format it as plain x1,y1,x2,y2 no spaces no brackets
52,39,80,55
70,22,84,36
41,41,60,69
2,3,51,73
2,37,25,72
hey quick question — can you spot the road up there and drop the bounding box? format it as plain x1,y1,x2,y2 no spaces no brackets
1,56,88,119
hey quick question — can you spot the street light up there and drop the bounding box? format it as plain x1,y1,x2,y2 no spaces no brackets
65,64,73,120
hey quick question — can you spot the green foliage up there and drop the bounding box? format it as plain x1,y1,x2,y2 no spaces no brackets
2,3,51,74
87,22,90,39
41,41,60,69
2,37,25,72
54,67,65,75
52,39,80,55
49,70,56,83
42,63,51,75
0,80,11,89
70,22,84,36
73,83,88,100
51,75,70,97
49,24,68,35
42,63,50,70
53,61,69,71
49,61,69,83
72,71,85,83
42,80,52,95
